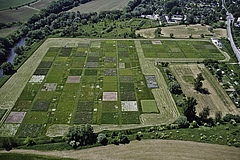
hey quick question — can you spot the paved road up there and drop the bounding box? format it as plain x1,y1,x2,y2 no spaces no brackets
223,0,240,63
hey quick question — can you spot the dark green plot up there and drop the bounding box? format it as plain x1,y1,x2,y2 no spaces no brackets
18,83,41,101
120,82,135,92
74,112,92,124
34,68,49,75
120,92,136,101
84,69,98,76
18,124,42,138
101,112,119,124
122,112,140,124
32,100,50,111
87,56,99,62
77,102,94,112
59,47,72,57
102,101,119,112
69,69,82,76
12,100,31,111
38,61,52,68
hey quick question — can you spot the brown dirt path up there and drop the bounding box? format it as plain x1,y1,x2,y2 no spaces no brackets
1,140,240,160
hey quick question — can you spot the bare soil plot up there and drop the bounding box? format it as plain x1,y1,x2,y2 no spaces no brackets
70,0,130,13
170,64,239,117
5,112,26,123
41,83,57,91
103,92,118,101
121,101,138,111
4,140,240,160
29,75,45,83
66,76,81,83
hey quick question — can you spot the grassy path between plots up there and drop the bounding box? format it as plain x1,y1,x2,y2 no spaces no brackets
134,40,180,125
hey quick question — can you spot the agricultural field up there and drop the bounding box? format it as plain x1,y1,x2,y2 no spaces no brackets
0,0,55,23
69,0,131,13
141,40,225,60
0,0,35,10
1,39,175,137
169,64,240,117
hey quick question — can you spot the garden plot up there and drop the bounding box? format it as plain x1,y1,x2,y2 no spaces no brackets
91,41,101,48
145,75,158,88
5,112,26,123
0,124,20,137
32,99,50,111
104,69,117,76
103,92,118,101
104,57,116,62
119,62,125,68
141,100,159,113
41,83,57,91
29,75,45,83
121,101,138,111
18,123,42,138
66,76,81,83
85,62,99,68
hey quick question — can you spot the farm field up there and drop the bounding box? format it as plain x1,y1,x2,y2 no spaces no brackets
70,0,131,13
169,64,240,117
0,0,35,10
141,40,225,60
0,0,55,23
1,38,175,137
1,140,240,160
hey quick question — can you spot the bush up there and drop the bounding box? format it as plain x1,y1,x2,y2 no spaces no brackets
97,133,108,146
175,116,189,128
189,120,199,129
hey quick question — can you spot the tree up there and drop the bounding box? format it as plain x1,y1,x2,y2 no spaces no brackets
64,124,96,149
168,81,181,94
215,111,222,123
0,62,14,75
23,137,36,146
97,133,108,145
183,97,197,122
199,106,210,122
175,116,189,128
155,27,162,37
14,46,22,55
170,33,174,38
194,73,204,91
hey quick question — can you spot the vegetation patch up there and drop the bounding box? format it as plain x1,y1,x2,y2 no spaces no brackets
102,101,119,112
59,47,72,57
38,61,52,68
18,124,42,138
120,92,136,101
32,100,50,111
104,69,117,76
101,112,119,124
85,62,99,68
122,111,140,124
69,69,82,76
5,112,26,123
0,124,20,137
12,100,31,112
34,68,49,75
141,100,159,113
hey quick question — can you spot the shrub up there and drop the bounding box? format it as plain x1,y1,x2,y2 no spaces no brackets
175,116,189,128
189,120,199,129
97,133,108,146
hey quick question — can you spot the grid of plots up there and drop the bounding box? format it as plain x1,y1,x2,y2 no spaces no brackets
3,40,159,137
141,40,225,59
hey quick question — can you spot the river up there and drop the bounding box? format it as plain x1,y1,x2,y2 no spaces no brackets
0,38,25,78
